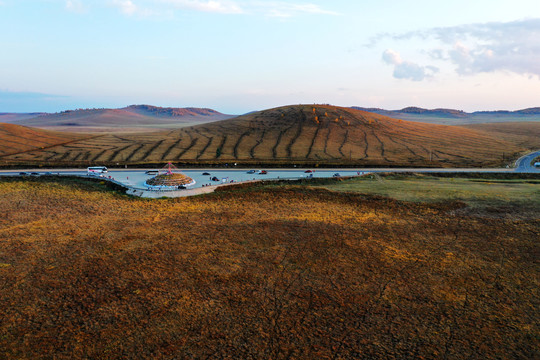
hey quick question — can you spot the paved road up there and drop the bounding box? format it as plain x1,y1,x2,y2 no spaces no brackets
2,150,539,198
515,149,540,172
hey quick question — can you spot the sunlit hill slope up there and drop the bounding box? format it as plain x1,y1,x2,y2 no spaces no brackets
0,105,531,167
0,123,86,158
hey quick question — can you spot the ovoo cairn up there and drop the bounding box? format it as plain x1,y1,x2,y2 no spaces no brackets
145,163,195,188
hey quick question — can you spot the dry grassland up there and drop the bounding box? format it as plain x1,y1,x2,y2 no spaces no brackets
463,121,540,149
0,176,538,359
0,123,86,157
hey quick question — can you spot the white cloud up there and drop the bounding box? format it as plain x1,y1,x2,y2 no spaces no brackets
382,49,438,81
110,0,139,16
160,0,243,14
255,2,339,17
65,0,86,13
382,49,402,65
376,18,540,78
107,0,337,17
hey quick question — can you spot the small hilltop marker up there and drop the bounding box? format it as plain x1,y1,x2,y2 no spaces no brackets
145,162,195,188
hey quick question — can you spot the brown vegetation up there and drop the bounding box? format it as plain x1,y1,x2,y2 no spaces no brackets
0,123,86,157
1,105,531,168
463,121,540,149
0,177,538,359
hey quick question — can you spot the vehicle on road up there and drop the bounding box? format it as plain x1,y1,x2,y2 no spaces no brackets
258,170,267,175
247,170,256,174
87,166,108,175
145,170,158,175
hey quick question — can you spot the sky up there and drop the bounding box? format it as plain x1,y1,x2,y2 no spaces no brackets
1,0,539,113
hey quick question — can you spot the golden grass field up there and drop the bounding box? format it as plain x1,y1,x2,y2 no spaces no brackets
1,105,539,167
0,175,538,359
464,121,540,149
0,123,86,158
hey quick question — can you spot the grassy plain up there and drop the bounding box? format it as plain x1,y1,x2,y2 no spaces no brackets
313,173,540,218
0,175,538,359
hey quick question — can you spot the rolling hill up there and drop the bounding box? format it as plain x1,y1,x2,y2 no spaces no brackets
1,105,532,167
0,123,87,158
463,122,540,149
122,105,228,118
352,106,540,125
0,112,47,122
0,105,234,133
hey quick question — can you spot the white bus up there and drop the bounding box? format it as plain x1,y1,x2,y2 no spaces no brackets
87,166,108,175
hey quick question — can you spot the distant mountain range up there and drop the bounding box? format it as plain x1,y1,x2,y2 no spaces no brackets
1,105,539,131
351,106,540,124
0,105,234,132
0,112,48,122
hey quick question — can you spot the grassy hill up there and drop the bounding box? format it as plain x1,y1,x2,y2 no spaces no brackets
122,104,229,118
0,112,47,122
352,106,540,125
1,105,234,133
463,122,540,149
0,105,534,167
0,123,86,158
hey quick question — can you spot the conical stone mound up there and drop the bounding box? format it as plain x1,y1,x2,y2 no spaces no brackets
146,173,193,186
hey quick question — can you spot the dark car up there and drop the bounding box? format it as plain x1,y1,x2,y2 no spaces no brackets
211,177,220,181
202,172,211,175
30,172,40,176
19,172,29,176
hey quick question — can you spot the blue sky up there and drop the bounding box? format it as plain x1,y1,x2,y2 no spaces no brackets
1,0,539,113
